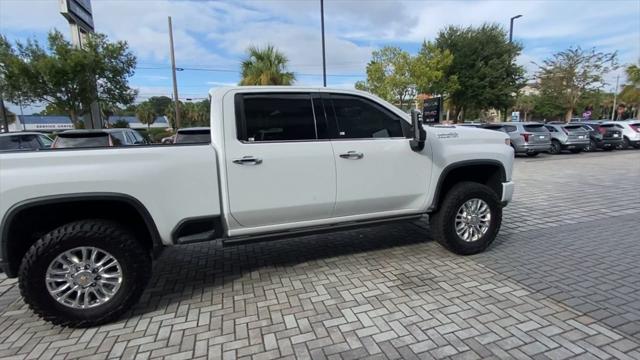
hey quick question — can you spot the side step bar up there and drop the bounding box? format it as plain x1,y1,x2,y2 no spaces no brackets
222,214,424,247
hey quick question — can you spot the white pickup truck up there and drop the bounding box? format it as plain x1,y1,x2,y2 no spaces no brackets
0,87,514,327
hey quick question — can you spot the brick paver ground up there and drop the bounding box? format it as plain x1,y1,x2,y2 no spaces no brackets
0,150,639,359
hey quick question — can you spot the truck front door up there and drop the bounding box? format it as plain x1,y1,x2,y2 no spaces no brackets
326,93,431,217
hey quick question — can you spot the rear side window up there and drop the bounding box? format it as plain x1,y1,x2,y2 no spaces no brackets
239,94,316,142
55,134,109,148
544,125,557,132
175,130,211,144
110,131,127,146
0,136,21,150
39,135,53,147
504,125,517,132
19,135,41,149
330,95,403,139
526,124,548,132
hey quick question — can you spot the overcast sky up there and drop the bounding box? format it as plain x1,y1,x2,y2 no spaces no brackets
1,0,639,113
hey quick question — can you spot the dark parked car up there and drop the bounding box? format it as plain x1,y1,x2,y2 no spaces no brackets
52,129,148,148
0,132,53,152
174,127,211,144
578,122,623,151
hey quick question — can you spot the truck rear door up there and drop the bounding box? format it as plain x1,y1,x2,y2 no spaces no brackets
224,93,336,228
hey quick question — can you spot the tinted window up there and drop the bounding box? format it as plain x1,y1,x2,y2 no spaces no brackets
504,125,517,132
0,136,21,150
240,94,316,141
330,95,403,138
54,134,110,148
131,130,145,143
19,135,41,149
526,124,548,132
175,130,211,144
544,125,557,132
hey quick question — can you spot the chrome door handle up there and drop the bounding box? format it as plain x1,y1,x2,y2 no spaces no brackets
339,151,364,159
233,156,263,165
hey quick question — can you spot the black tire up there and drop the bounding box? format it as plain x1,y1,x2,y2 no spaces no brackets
622,137,630,150
569,148,582,154
550,140,562,154
526,152,539,157
19,220,151,327
430,182,502,255
585,140,596,152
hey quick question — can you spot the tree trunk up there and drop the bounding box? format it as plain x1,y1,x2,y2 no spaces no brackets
564,109,573,123
69,109,80,129
523,111,528,122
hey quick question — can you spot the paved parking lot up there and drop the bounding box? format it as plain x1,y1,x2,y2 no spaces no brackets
1,150,639,360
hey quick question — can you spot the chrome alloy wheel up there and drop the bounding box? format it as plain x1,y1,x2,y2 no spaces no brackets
46,247,123,309
454,198,491,242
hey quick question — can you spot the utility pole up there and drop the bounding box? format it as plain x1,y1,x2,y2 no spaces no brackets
168,16,181,129
611,74,620,120
509,15,523,43
320,0,327,87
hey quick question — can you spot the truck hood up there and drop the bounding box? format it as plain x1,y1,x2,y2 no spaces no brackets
426,124,509,145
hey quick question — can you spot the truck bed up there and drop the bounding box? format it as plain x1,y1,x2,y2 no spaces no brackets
0,145,221,245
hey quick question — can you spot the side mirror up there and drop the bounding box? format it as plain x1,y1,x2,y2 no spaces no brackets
410,109,426,151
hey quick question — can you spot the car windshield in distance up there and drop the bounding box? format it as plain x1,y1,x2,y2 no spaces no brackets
55,133,110,148
175,130,211,144
523,124,548,132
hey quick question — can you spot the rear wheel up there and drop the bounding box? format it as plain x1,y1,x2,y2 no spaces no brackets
19,220,151,327
618,137,630,150
550,140,562,154
584,139,597,152
430,182,502,255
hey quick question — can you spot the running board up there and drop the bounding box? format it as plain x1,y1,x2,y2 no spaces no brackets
222,214,424,247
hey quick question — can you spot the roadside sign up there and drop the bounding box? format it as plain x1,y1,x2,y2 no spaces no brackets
511,111,520,122
59,0,94,32
422,97,441,124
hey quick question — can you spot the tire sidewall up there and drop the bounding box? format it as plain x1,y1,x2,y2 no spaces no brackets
20,223,148,325
439,184,502,255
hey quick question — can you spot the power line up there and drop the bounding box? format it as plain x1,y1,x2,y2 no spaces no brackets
136,65,364,77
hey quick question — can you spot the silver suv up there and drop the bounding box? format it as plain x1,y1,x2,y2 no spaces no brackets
482,122,551,157
544,123,590,154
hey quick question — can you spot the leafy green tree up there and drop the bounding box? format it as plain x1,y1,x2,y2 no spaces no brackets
536,47,618,122
515,94,536,121
135,102,156,130
240,45,295,85
434,24,525,121
357,46,414,107
412,41,458,99
146,96,172,115
183,99,210,127
110,119,130,128
0,31,137,127
620,63,640,117
165,100,185,129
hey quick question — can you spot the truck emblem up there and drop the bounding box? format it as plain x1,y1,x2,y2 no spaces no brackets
437,132,459,139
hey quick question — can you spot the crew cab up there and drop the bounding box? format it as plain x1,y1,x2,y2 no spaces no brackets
0,87,514,327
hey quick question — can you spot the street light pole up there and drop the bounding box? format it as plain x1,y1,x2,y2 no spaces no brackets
509,15,523,43
320,0,327,87
168,16,181,129
611,74,620,120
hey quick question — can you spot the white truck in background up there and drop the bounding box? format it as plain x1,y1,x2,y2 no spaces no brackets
0,87,514,327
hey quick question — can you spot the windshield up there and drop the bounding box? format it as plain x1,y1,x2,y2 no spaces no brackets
524,124,548,132
175,130,211,144
54,134,110,148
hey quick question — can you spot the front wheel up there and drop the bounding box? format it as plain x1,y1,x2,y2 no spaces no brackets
19,220,151,327
430,182,502,255
584,140,597,152
550,140,562,154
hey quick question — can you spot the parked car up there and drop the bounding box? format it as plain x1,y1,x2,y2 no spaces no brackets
161,134,175,144
579,122,623,151
482,122,551,157
601,120,640,149
52,129,148,148
0,132,53,151
0,86,515,326
544,124,590,154
174,127,211,144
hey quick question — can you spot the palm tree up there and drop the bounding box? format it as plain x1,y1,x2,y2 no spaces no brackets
135,102,156,131
240,45,295,86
